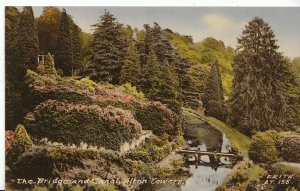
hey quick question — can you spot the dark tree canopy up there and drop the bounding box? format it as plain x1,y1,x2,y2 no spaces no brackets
202,61,226,121
142,23,191,108
141,50,160,95
17,6,39,71
5,7,23,130
120,41,141,87
149,59,182,113
69,17,84,72
55,8,73,76
36,7,61,54
231,17,296,134
86,10,127,84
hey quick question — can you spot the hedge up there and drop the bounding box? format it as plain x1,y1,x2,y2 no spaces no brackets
248,130,282,163
29,100,142,150
282,135,300,162
135,102,179,136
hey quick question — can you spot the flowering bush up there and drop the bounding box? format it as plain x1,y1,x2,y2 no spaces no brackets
29,100,142,150
135,101,179,135
282,134,300,162
5,130,14,154
93,85,141,107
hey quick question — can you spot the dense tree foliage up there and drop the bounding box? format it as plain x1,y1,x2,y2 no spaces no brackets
292,57,300,86
69,16,84,72
7,124,33,166
141,51,160,95
149,60,182,113
231,17,298,134
17,6,39,71
202,61,227,121
5,7,22,130
36,7,61,54
120,41,141,87
166,33,234,98
249,130,282,163
44,53,57,78
142,24,191,109
85,10,127,83
55,9,73,76
36,6,89,71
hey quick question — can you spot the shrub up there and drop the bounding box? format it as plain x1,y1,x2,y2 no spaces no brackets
282,134,300,162
135,102,179,135
26,69,57,87
125,135,172,163
74,77,96,92
5,130,14,155
44,53,58,79
13,145,121,180
30,100,142,150
122,159,161,178
227,159,253,185
7,124,33,165
249,130,282,163
37,64,45,76
120,83,144,100
125,150,151,162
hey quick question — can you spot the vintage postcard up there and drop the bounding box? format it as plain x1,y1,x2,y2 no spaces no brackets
4,5,300,191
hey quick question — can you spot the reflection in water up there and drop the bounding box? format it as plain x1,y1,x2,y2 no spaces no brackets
179,124,234,191
147,123,235,191
181,165,231,191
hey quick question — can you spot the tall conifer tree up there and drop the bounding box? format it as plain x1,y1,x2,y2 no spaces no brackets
55,8,73,76
5,7,22,130
202,61,226,121
69,17,84,72
149,60,182,113
141,50,160,94
17,6,39,71
120,41,141,87
231,17,294,134
86,10,126,83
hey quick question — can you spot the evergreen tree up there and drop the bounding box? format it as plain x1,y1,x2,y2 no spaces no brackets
231,17,294,134
69,16,84,72
143,23,175,63
142,23,191,106
17,6,39,71
86,10,126,83
141,50,160,94
202,61,226,121
36,7,61,54
187,63,210,108
5,7,22,130
120,41,141,87
149,60,182,113
44,53,57,78
7,124,33,165
55,8,73,76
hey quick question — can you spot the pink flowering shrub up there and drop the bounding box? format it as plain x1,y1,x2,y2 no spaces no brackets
5,130,14,154
29,100,142,150
135,101,179,136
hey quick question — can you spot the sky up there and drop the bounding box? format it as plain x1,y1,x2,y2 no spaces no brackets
21,6,300,59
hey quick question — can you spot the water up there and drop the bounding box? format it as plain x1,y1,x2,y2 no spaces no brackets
158,124,234,191
180,133,233,191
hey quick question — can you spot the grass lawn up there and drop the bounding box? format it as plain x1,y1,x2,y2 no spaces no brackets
183,107,251,157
